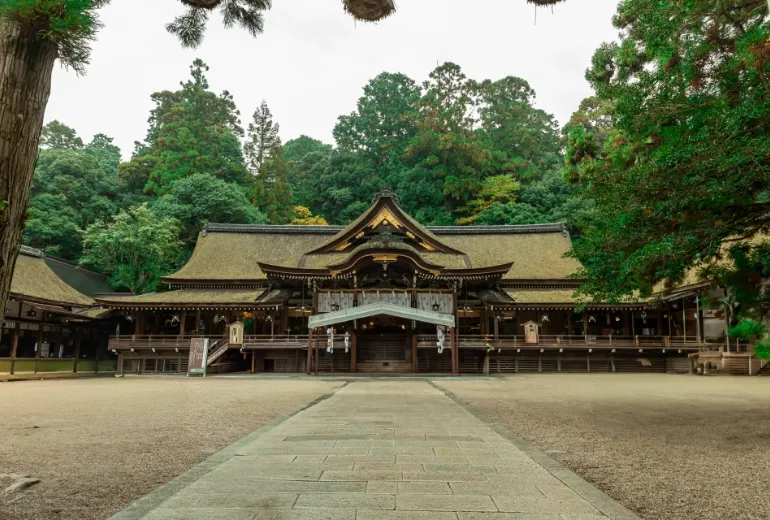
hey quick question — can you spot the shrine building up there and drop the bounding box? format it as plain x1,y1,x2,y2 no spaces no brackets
97,192,718,376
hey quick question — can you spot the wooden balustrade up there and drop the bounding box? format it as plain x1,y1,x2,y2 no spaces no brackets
418,334,710,351
113,333,713,352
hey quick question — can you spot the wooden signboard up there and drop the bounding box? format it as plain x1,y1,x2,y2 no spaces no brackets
229,322,244,347
187,338,209,376
523,321,540,345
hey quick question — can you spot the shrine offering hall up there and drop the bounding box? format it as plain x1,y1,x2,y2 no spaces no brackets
98,192,711,376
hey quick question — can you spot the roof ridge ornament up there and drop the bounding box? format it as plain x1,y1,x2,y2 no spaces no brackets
372,189,400,205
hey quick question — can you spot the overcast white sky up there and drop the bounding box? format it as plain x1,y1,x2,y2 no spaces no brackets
45,0,620,158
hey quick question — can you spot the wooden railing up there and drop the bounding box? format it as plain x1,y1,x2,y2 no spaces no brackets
108,334,208,350
112,333,716,352
418,334,710,351
242,334,310,350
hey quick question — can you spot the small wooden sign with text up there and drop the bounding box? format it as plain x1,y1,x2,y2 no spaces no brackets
187,338,209,376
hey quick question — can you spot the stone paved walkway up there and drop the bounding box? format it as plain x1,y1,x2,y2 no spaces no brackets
114,381,639,520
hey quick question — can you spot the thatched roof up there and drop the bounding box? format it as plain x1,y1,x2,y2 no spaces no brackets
439,229,581,280
165,221,580,284
505,288,579,304
164,230,331,283
44,256,112,297
10,247,94,307
96,288,267,309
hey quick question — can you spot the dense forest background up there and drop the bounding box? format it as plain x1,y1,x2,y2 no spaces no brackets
25,59,592,293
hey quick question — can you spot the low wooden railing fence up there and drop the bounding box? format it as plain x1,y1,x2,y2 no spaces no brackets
112,333,717,352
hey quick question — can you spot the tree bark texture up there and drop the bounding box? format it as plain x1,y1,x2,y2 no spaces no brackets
0,21,58,323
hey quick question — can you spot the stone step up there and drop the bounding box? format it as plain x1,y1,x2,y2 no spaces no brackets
356,361,413,373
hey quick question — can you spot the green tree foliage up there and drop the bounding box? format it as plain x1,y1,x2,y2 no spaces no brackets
80,204,182,294
334,72,420,168
23,124,125,260
283,136,332,164
152,174,266,247
570,0,770,303
121,59,250,195
244,100,281,173
40,120,85,149
291,63,567,227
291,206,328,226
251,148,294,224
167,0,271,48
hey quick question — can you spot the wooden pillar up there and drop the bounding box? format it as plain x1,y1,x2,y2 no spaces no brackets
306,329,314,374
351,330,357,373
251,352,256,374
483,353,490,376
582,311,588,337
94,331,101,374
451,328,459,375
622,310,631,336
411,333,418,373
9,325,19,375
314,334,319,376
195,309,201,336
153,312,162,335
656,310,664,337
134,312,146,339
179,312,186,339
73,328,82,373
567,311,573,341
493,314,499,340
280,306,289,336
34,312,44,374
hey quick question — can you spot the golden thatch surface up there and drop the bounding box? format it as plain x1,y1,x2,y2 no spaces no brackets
440,233,581,279
98,288,266,306
167,227,580,282
505,288,580,304
165,232,330,281
11,254,94,307
421,253,468,269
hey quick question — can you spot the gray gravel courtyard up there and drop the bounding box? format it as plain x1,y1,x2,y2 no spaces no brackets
439,374,770,520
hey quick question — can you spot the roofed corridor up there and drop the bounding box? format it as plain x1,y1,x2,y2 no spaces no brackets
112,380,638,520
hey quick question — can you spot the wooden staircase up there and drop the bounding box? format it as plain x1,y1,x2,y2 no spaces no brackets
757,362,770,376
206,338,230,367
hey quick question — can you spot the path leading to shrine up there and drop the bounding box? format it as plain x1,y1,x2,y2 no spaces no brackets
112,380,639,520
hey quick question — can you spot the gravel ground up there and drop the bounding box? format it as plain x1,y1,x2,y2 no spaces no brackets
0,377,340,520
439,374,770,520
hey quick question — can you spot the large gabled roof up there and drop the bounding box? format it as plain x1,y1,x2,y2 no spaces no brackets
10,247,94,307
163,193,583,286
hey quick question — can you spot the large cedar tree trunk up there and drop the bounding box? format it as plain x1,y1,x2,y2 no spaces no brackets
0,21,58,323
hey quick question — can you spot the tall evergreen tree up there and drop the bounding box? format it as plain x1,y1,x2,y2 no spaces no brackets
244,100,282,174
252,147,294,224
120,59,250,195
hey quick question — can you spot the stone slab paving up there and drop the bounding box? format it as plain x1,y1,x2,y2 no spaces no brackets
113,381,639,520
